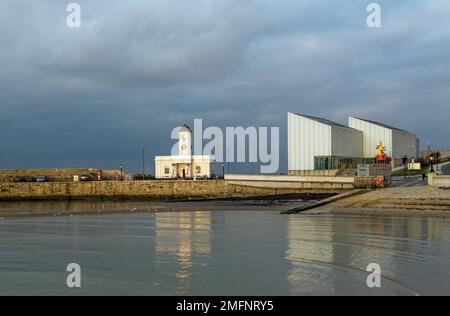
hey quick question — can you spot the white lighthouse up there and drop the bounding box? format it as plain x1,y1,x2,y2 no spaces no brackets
178,124,192,157
155,123,213,179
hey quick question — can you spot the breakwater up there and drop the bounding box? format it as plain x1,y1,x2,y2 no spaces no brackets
0,178,373,201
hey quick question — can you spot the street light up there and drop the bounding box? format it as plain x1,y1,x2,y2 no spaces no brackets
430,156,435,173
402,155,408,180
120,164,123,181
222,162,225,178
436,151,441,171
142,147,146,180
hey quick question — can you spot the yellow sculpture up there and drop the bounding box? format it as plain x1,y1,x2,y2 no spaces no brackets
376,142,385,160
376,141,390,163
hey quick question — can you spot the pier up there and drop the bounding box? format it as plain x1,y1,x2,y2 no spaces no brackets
0,176,379,201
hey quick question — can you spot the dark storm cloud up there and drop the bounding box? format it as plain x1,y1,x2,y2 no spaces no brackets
0,0,449,171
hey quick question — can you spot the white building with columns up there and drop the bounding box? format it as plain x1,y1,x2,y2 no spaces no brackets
155,124,213,179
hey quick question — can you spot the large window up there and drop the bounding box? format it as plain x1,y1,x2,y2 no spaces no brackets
314,156,375,170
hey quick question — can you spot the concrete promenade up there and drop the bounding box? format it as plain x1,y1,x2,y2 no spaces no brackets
225,174,379,190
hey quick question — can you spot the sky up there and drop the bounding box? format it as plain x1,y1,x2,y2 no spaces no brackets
0,0,449,173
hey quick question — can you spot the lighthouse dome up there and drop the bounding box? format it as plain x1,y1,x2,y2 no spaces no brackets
179,123,192,133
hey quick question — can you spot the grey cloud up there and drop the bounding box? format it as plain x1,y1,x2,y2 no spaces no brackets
0,0,449,171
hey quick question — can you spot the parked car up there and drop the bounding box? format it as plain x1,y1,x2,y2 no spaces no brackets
26,176,36,182
36,176,50,182
14,176,26,182
14,176,36,182
79,174,95,181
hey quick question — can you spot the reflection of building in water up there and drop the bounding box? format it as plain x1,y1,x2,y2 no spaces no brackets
403,217,442,243
286,216,399,295
154,212,212,294
345,217,443,278
285,216,448,295
286,216,337,295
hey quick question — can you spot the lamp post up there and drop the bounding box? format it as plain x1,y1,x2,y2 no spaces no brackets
430,156,435,173
142,147,146,180
402,155,408,180
222,162,225,179
436,151,441,171
120,164,123,181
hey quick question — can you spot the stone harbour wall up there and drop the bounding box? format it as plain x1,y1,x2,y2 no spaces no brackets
0,168,121,182
0,179,362,201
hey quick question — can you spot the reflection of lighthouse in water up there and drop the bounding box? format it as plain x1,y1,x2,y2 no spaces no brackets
154,211,212,295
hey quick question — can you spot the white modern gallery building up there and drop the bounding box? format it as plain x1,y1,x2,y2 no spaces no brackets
348,117,420,167
288,112,419,173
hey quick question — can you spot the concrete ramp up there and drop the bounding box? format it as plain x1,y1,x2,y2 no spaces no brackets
281,189,369,214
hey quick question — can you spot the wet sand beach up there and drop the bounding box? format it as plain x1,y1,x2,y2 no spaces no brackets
0,198,312,218
306,187,450,217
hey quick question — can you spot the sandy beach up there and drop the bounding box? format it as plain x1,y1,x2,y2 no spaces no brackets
305,186,450,217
